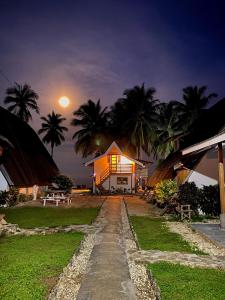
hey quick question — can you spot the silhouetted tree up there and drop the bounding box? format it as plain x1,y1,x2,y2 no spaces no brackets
71,99,109,158
4,83,39,122
180,85,217,131
110,84,158,159
38,111,68,157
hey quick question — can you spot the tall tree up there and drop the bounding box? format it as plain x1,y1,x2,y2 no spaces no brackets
153,101,184,159
4,83,39,122
110,84,158,159
38,111,68,157
71,99,109,158
180,85,217,131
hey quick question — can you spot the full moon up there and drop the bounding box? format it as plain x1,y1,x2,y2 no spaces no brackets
58,96,70,107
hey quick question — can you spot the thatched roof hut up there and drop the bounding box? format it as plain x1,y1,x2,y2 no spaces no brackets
0,106,59,187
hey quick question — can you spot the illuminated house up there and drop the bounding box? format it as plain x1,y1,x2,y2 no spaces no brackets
85,141,145,193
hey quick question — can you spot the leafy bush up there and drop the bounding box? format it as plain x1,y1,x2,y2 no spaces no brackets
199,185,220,216
155,180,178,205
178,182,201,213
17,193,33,203
6,187,19,207
51,175,73,193
0,191,8,206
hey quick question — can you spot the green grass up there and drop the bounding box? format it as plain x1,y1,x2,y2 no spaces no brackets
130,216,203,254
0,232,83,300
149,262,225,300
0,207,99,228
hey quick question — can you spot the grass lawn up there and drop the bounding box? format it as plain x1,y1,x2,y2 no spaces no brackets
130,216,203,254
149,262,225,300
0,232,83,300
0,207,99,228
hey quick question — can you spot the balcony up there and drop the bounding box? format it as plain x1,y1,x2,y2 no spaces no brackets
109,163,133,173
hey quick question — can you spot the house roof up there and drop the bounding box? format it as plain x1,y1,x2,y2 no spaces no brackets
148,98,225,187
148,150,206,187
0,106,59,187
181,97,225,148
85,141,145,167
182,131,225,155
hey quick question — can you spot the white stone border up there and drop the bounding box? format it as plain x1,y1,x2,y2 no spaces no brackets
166,221,225,256
48,233,96,300
121,200,159,300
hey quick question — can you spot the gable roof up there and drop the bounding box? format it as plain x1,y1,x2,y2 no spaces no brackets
148,150,206,187
148,98,225,187
85,141,145,167
182,97,225,148
182,131,225,156
0,106,59,187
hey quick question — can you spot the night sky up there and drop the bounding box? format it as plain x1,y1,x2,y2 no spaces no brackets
0,0,225,184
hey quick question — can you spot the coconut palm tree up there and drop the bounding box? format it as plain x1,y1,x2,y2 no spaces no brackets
4,83,39,122
180,85,218,131
71,99,109,158
38,111,68,157
110,84,158,159
153,102,184,159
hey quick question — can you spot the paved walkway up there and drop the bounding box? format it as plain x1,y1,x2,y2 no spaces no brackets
191,223,225,248
77,197,136,300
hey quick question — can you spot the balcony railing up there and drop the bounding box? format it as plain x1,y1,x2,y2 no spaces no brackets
109,163,133,173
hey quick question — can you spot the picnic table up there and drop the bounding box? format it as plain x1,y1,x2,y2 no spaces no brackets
41,190,71,206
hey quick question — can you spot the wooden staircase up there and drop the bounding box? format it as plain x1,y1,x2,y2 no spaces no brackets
96,164,133,193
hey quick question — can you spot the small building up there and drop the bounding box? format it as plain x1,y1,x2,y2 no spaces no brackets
85,141,145,193
148,97,225,188
0,106,59,194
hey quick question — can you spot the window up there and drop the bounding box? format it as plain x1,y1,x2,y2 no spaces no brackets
117,177,128,185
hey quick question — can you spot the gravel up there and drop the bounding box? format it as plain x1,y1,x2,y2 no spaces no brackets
48,233,96,300
121,200,158,300
166,221,225,256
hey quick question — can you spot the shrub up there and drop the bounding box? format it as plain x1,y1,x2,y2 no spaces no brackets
200,185,220,216
17,193,33,202
178,182,201,213
6,187,19,207
155,180,178,205
0,191,8,206
51,175,73,193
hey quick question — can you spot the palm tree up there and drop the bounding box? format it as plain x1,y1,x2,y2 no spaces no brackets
4,83,39,122
180,86,217,131
71,99,109,158
153,102,184,159
110,84,158,159
38,111,68,157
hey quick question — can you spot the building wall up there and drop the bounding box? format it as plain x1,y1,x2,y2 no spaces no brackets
187,170,218,188
102,174,135,193
194,148,220,181
0,170,8,191
183,147,225,187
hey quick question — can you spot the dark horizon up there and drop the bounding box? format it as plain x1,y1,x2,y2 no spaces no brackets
1,0,225,184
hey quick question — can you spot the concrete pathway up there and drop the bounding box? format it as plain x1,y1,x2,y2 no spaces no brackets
191,223,225,248
77,196,136,300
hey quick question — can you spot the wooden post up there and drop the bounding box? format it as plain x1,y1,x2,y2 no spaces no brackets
218,143,225,214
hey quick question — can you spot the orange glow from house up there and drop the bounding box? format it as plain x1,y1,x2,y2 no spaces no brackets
58,96,70,107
